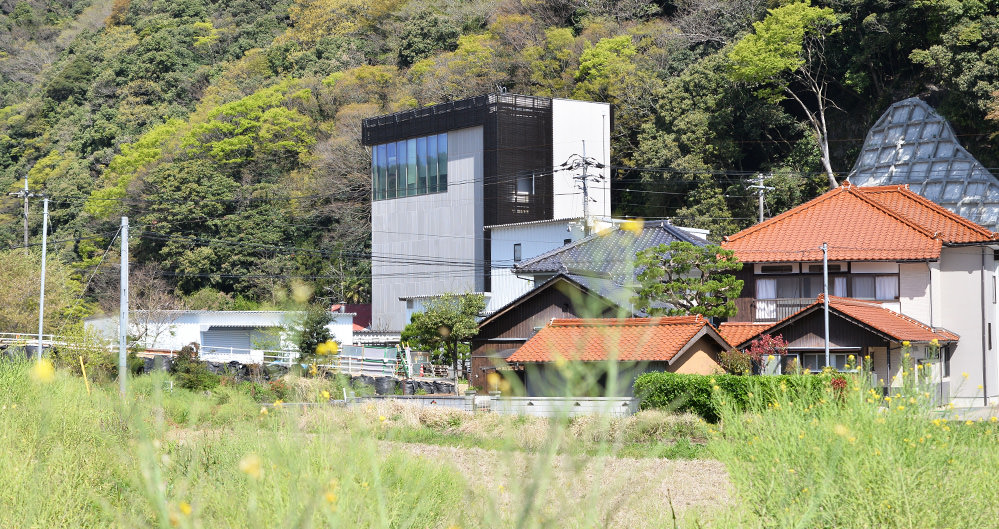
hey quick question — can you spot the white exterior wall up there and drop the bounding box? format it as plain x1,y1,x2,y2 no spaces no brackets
84,311,355,362
551,99,612,221
938,247,998,404
371,126,484,331
487,220,588,312
898,262,931,325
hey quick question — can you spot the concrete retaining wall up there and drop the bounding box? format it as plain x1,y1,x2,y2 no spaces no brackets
353,395,639,417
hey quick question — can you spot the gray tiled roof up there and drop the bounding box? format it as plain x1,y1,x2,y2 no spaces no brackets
514,220,707,282
848,97,999,231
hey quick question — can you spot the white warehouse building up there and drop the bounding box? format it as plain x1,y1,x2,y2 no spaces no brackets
85,310,355,364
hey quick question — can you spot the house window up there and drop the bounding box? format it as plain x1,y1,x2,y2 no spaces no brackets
990,323,993,351
406,300,414,309
760,264,793,274
808,264,843,273
993,275,996,304
513,243,522,262
372,132,448,201
799,353,857,372
851,274,898,300
563,238,572,245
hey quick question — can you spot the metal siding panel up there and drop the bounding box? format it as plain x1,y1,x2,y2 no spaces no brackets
201,327,253,353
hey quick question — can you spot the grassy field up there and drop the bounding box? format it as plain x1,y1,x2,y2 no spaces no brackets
2,360,998,528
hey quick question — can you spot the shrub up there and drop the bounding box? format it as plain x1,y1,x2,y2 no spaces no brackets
170,343,220,391
718,348,752,375
634,372,831,422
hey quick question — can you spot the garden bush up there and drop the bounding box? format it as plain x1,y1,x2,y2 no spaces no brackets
170,343,220,391
634,372,831,422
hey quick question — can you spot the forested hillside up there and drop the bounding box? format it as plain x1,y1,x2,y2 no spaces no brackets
0,0,997,312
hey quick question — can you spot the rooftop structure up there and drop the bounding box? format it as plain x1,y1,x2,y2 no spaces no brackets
722,183,997,263
848,97,999,231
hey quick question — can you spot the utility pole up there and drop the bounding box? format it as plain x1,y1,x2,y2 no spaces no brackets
748,174,775,224
581,141,590,236
822,242,830,370
560,143,606,237
8,176,35,254
36,196,48,361
119,216,129,395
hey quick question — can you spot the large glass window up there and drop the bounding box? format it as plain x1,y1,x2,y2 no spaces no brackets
406,138,417,196
416,136,427,195
438,133,448,191
372,132,448,201
427,134,438,193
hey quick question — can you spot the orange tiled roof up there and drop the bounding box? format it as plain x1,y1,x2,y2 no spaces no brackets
717,322,772,348
824,296,959,342
506,316,730,363
721,183,998,262
729,296,958,346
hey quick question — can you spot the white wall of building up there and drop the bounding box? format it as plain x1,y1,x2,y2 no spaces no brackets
937,247,998,404
85,311,355,364
898,262,931,324
487,219,588,312
551,99,612,222
371,126,484,331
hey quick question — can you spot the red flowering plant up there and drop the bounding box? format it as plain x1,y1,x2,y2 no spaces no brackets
747,334,789,374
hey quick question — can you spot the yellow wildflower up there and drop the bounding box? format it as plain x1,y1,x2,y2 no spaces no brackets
379,415,387,423
991,417,998,423
966,420,975,426
621,219,644,234
962,372,969,379
238,454,262,479
321,390,331,400
260,407,268,416
274,399,284,408
902,341,910,347
29,359,55,383
178,502,192,516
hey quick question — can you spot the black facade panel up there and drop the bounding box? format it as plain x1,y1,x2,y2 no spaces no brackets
483,95,554,226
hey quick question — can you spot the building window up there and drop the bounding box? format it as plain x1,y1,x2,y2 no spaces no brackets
760,264,793,274
513,243,522,262
563,238,571,245
800,353,857,372
516,172,534,195
851,274,898,300
372,132,447,201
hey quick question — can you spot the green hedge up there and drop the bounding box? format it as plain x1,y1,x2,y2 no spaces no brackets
633,372,832,422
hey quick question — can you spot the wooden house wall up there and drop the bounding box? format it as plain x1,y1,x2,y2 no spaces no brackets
775,311,887,349
731,267,756,323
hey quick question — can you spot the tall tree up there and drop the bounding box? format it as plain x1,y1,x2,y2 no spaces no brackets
401,293,485,378
632,241,744,318
728,1,841,188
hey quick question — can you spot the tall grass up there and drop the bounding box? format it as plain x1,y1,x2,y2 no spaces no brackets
0,360,715,528
705,372,999,527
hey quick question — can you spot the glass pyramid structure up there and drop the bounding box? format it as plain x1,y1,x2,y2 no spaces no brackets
848,97,999,231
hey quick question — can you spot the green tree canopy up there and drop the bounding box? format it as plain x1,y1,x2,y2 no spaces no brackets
401,293,485,374
632,241,744,318
728,1,841,187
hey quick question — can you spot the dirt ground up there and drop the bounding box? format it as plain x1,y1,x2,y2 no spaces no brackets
388,441,732,527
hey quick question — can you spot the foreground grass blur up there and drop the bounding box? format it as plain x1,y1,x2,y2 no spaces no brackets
3,359,998,528
0,361,717,528
705,375,999,528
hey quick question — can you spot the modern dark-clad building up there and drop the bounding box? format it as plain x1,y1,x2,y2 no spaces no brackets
362,94,611,331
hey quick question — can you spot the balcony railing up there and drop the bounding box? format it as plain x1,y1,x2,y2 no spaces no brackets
752,298,814,322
